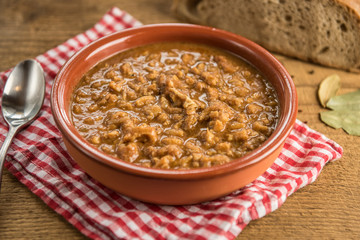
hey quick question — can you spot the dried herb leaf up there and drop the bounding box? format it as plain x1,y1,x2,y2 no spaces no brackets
318,74,341,107
320,110,360,136
326,90,360,110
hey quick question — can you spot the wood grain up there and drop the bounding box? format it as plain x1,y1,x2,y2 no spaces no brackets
0,0,359,239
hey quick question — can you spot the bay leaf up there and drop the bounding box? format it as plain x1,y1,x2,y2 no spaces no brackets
318,74,341,107
326,90,360,110
320,110,360,136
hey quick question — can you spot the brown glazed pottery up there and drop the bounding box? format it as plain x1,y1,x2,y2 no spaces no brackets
51,24,297,205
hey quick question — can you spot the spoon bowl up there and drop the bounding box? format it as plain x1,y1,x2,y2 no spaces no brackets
0,59,45,191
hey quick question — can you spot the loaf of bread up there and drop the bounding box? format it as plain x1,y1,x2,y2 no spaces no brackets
172,0,360,72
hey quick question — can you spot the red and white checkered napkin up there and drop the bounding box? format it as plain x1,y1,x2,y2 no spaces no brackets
0,7,343,240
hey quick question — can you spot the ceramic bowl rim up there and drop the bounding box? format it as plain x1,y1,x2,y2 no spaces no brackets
51,23,297,180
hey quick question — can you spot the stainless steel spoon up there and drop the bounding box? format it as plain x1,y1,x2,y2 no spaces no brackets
0,59,45,191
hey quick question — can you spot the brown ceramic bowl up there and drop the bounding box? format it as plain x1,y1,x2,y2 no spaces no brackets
51,24,297,205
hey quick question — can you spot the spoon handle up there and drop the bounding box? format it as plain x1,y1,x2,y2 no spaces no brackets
0,125,20,192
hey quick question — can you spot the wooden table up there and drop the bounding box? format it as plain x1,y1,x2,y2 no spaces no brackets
0,0,359,239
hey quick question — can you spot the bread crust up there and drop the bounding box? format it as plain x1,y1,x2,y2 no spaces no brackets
172,0,360,72
338,0,360,15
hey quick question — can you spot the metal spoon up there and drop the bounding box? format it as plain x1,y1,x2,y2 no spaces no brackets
0,59,45,191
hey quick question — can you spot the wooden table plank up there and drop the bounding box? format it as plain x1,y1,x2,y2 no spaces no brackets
0,0,359,239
